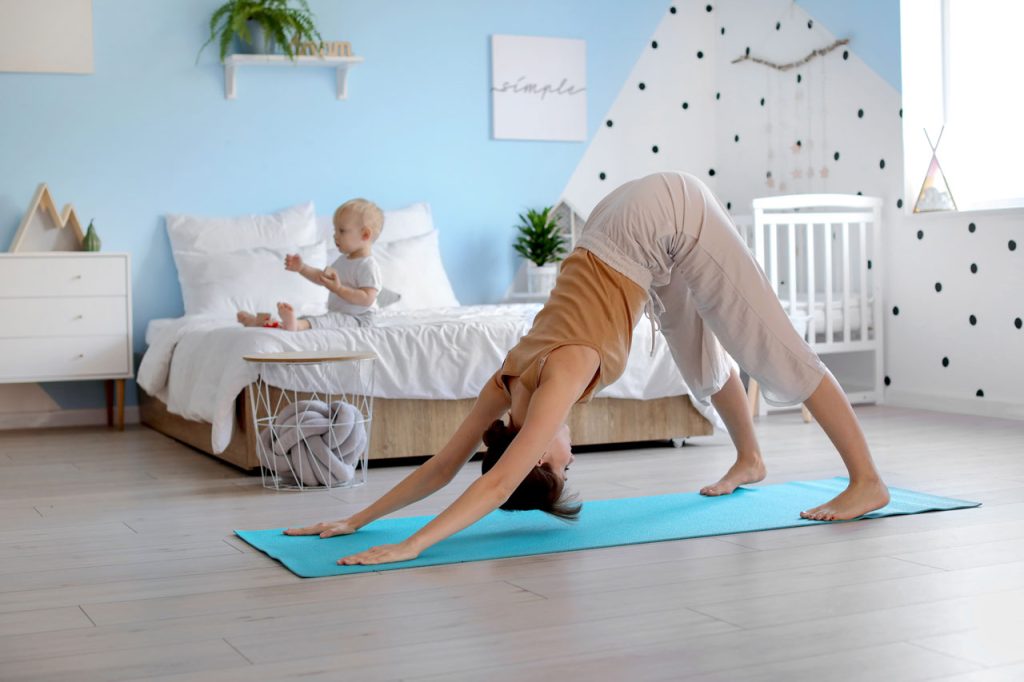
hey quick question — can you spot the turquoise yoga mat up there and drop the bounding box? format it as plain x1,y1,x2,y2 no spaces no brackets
236,477,980,578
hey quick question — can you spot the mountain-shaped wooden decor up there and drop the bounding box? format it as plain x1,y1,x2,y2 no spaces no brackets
8,183,84,252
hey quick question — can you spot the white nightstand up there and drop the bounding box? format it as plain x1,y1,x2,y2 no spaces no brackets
0,252,133,429
503,291,549,304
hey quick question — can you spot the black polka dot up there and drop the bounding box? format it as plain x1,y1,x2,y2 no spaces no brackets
708,168,716,176
715,92,721,100
916,230,923,240
599,172,606,180
681,101,689,110
606,119,613,127
745,46,750,56
976,389,985,397
867,259,873,269
843,50,849,60
697,50,704,59
760,97,765,106
766,171,772,178
892,306,899,315
1015,317,1022,329
857,191,863,196
858,108,864,118
726,201,733,210
969,314,977,326
706,4,713,11
796,140,802,147
897,198,904,209
670,6,676,14
899,108,903,118
880,159,886,169
638,82,646,90
734,134,739,142
651,40,658,49
968,222,976,233
652,145,659,154
942,357,949,367
1010,240,1018,251
721,27,725,35
834,151,840,161
935,282,942,292
797,74,802,83
970,263,978,274
807,19,813,29
884,376,891,386
775,21,781,30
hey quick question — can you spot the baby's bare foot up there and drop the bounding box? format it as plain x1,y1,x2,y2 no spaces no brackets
237,311,258,326
277,302,298,331
700,456,766,496
801,478,891,521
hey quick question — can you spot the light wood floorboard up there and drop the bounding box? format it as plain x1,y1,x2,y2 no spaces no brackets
0,405,1020,681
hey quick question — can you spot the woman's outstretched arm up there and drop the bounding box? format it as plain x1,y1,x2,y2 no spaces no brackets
284,378,511,538
337,346,598,566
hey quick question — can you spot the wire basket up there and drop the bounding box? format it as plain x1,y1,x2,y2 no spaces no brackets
243,350,376,490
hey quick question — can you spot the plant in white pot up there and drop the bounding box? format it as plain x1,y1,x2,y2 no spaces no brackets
513,207,568,295
197,0,322,62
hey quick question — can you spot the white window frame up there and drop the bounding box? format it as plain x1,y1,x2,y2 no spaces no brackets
900,0,1024,213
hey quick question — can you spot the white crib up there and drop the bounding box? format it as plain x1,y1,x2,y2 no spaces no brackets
734,194,884,415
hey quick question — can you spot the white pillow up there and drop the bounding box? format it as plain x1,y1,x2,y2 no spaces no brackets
167,202,317,254
318,201,435,248
174,241,329,318
375,230,460,310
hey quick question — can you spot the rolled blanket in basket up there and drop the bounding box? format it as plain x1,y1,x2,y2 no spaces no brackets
259,399,367,486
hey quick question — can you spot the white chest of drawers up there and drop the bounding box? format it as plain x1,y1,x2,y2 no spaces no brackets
0,253,133,427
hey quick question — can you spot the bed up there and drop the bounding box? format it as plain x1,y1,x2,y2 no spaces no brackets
138,202,717,470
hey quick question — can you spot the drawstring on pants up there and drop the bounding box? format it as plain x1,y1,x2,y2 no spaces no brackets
644,289,666,356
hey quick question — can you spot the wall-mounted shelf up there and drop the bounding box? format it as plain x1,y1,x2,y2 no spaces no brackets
223,54,365,100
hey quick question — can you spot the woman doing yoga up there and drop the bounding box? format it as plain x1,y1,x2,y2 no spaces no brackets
286,171,891,566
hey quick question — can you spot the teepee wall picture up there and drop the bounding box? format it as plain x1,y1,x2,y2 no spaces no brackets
913,127,956,213
8,183,85,252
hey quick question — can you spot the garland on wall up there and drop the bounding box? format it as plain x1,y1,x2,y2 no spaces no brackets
731,38,849,70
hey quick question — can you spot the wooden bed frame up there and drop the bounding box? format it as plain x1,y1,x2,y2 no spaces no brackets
139,388,713,471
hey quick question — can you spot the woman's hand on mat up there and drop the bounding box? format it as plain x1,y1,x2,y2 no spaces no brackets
338,542,419,566
283,519,358,538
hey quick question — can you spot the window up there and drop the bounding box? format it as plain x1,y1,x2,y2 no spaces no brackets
900,0,1024,211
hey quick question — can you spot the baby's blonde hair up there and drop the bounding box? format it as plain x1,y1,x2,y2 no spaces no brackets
335,198,384,241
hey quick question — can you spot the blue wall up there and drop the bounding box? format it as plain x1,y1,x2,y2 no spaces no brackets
0,0,669,408
798,0,901,92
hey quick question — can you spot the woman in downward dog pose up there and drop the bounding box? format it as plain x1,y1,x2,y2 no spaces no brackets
287,171,891,566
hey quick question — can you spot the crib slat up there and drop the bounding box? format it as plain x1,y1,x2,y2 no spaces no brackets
787,223,797,321
859,220,868,342
806,224,816,343
842,222,851,343
824,223,833,344
769,223,779,297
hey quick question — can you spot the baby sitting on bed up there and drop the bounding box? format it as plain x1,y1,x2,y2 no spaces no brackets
238,198,384,331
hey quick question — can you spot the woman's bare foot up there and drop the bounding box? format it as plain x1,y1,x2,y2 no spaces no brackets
800,478,891,521
277,302,299,331
700,455,766,496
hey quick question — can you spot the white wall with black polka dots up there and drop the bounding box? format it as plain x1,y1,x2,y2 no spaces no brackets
561,0,1023,418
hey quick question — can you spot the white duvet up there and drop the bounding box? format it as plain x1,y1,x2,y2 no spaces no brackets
137,304,721,454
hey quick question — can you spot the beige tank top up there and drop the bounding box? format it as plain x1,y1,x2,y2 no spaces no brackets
493,248,648,404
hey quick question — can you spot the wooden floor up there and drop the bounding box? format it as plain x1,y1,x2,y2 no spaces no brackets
0,405,1023,681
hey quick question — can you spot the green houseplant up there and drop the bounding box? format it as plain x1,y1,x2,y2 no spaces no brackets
198,0,322,63
513,207,567,294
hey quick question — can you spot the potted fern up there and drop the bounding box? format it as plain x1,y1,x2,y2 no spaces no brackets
513,207,568,294
198,0,322,63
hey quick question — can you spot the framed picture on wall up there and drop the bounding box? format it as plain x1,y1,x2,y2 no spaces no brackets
491,35,587,142
0,0,94,74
